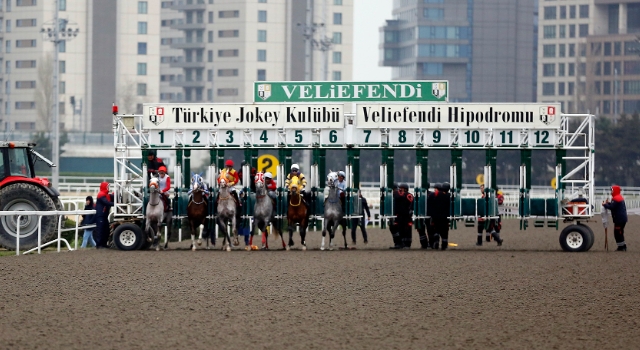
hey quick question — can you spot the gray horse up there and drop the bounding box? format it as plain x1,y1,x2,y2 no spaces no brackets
251,172,285,250
145,178,173,251
215,176,237,251
321,171,347,250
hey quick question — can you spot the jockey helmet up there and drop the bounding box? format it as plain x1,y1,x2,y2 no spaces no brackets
225,159,234,167
158,166,167,173
291,164,299,171
399,183,409,190
147,150,156,156
441,182,451,192
338,171,345,177
264,172,273,179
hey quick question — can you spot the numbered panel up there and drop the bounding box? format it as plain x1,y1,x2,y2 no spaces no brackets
147,130,174,146
252,130,278,146
355,129,382,146
285,129,313,146
424,129,451,146
216,130,243,147
320,129,345,146
458,130,486,146
390,129,415,146
494,129,522,147
529,130,556,147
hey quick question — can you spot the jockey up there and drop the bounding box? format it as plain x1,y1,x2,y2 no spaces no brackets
217,159,241,215
264,172,277,200
157,166,172,211
285,164,311,210
336,170,347,212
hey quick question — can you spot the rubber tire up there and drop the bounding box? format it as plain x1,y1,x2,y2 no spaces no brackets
559,224,591,252
112,223,144,251
0,183,58,250
579,224,595,252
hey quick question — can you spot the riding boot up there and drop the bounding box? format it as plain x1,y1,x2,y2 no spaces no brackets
476,235,483,246
431,233,440,250
491,230,503,246
441,238,448,250
389,232,402,249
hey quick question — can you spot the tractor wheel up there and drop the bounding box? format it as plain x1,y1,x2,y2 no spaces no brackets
113,223,144,251
0,183,58,250
559,224,592,252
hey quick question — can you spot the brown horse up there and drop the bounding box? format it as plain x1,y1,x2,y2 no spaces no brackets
187,173,208,251
286,179,308,250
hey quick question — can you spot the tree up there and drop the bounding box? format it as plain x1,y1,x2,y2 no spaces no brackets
34,53,54,131
30,131,69,174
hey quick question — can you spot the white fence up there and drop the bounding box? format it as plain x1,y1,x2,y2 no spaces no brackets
0,210,96,255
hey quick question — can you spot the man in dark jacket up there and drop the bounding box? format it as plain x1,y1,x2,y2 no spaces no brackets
416,182,433,249
351,193,371,245
432,182,451,250
94,182,114,249
391,183,414,249
146,150,165,177
603,185,628,251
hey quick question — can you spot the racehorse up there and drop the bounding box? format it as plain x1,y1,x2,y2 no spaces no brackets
321,171,348,250
145,177,173,251
251,172,285,250
215,175,237,251
187,173,209,251
286,177,309,250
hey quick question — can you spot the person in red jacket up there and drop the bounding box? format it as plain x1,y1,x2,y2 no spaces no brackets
603,185,628,251
264,172,277,209
157,166,172,211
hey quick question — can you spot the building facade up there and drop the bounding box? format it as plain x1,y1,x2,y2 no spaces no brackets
161,0,353,103
380,0,537,102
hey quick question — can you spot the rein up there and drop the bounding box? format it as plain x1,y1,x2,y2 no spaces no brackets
289,193,302,206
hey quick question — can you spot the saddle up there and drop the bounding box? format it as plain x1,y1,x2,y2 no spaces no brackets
161,195,172,212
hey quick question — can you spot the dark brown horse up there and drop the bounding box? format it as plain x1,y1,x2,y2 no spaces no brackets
286,179,308,250
187,173,208,251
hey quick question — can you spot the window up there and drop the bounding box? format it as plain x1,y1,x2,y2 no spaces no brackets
218,30,239,38
5,41,10,53
16,60,36,68
58,41,65,52
15,81,35,89
207,69,213,82
5,80,10,94
15,101,36,109
543,26,556,39
59,0,66,10
625,61,640,75
629,4,640,33
623,100,640,114
16,19,36,27
6,20,11,33
423,8,444,20
604,42,611,56
333,13,342,25
569,25,576,38
218,49,238,57
138,1,147,14
544,6,556,20
423,63,442,75
558,63,565,76
579,24,588,37
218,88,239,96
624,81,640,95
258,10,267,22
542,83,555,96
543,44,555,57
138,42,147,55
614,61,622,75
625,40,640,55
602,100,611,113
16,0,36,5
603,81,611,95
559,6,566,19
138,22,147,34
559,44,566,57
257,69,266,81
543,63,555,77
137,83,147,96
16,40,36,48
604,62,611,75
257,49,266,61
332,51,342,64
137,63,147,75
614,42,622,55
332,32,342,45
579,5,589,18
218,69,238,77
558,82,565,96
161,1,174,8
595,62,601,75
219,10,239,18
208,31,213,43
333,71,342,81
208,11,213,23
60,81,65,94
569,43,575,57
559,25,566,38
595,81,601,94
568,63,575,76
569,5,576,19
60,60,66,73
208,50,213,62
258,30,267,42
334,0,342,4
6,0,10,12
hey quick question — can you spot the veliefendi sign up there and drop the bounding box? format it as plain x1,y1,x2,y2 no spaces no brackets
254,81,448,102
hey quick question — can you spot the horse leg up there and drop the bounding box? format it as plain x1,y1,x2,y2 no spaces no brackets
300,226,307,251
164,220,172,250
190,221,197,252
197,224,203,246
287,221,294,250
231,216,237,251
342,221,349,249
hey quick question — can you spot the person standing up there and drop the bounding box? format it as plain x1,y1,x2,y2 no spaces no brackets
351,193,371,245
391,183,414,249
80,196,96,248
416,182,433,249
476,184,503,246
603,185,628,251
94,182,114,249
432,182,451,250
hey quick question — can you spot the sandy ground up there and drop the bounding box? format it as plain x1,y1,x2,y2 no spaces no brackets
1,217,639,350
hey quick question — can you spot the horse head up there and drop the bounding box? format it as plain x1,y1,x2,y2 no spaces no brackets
255,172,265,192
149,177,160,193
326,170,338,188
289,178,299,194
191,173,205,192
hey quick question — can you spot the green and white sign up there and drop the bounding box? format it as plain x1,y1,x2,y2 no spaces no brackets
254,81,448,102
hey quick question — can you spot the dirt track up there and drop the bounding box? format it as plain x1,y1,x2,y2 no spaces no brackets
1,217,639,349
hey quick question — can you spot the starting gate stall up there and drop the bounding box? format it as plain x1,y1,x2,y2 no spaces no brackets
111,95,595,252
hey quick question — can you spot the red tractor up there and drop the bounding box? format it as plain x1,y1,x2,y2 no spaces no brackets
0,141,62,250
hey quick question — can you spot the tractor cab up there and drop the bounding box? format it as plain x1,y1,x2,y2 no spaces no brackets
0,143,33,182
